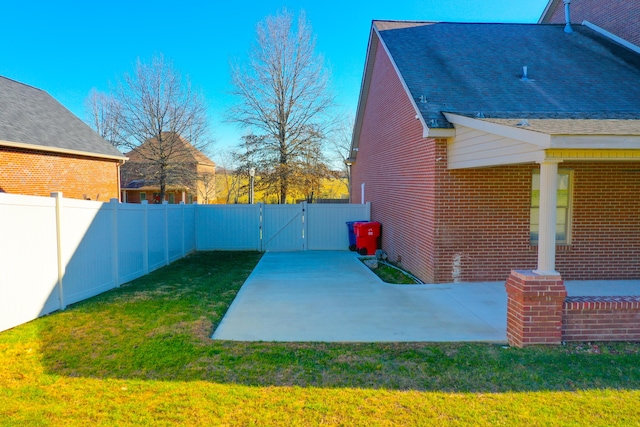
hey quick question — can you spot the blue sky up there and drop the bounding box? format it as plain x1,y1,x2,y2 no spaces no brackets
1,0,548,160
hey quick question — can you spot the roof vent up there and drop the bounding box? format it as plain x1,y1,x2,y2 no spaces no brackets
517,119,530,127
419,95,427,103
475,112,485,118
563,0,573,33
520,66,534,82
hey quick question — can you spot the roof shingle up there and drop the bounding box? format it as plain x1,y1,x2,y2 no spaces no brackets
0,76,126,159
375,22,640,128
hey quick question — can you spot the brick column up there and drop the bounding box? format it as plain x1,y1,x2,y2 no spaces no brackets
505,270,567,347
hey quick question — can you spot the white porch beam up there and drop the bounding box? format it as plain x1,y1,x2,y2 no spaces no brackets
534,160,562,276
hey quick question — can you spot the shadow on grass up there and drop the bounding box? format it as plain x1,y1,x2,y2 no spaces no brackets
11,251,640,392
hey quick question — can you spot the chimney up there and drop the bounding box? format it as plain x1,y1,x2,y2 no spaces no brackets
563,0,573,33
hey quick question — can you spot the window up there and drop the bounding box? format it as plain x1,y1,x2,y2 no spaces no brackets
140,192,146,202
168,193,175,204
188,194,194,204
530,170,572,245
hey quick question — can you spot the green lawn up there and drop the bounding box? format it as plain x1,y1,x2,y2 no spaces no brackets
1,251,640,426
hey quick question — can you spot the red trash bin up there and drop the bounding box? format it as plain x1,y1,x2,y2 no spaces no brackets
354,221,381,255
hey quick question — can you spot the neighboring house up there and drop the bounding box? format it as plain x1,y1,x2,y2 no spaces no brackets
0,76,127,200
120,133,216,204
349,17,640,283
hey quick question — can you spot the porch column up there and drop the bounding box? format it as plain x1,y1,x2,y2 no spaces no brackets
182,191,186,203
535,160,562,275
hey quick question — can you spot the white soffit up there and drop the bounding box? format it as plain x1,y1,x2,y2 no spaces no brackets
443,113,551,147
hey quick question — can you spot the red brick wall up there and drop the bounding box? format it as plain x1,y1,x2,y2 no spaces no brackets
557,162,640,280
434,147,536,282
433,157,640,283
546,0,640,46
563,296,640,341
0,146,121,201
351,39,439,282
505,270,566,347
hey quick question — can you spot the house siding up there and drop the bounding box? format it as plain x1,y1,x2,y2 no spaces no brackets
0,146,120,201
546,0,640,46
351,38,439,282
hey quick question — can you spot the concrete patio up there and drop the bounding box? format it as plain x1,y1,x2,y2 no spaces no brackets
212,251,639,343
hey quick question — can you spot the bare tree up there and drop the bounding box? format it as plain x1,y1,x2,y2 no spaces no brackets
197,171,216,204
88,54,211,203
327,114,354,195
228,9,334,204
85,89,121,149
215,150,243,204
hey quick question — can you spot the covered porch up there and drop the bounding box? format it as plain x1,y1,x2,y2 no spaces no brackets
444,113,640,346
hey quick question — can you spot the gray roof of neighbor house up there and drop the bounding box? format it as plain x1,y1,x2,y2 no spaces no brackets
0,76,126,160
374,21,640,129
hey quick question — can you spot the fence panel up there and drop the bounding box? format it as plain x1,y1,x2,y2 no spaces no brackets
0,194,60,332
1,192,372,333
307,203,371,250
117,203,147,285
167,205,184,263
184,205,196,254
60,198,116,306
196,204,261,250
147,205,168,272
262,204,304,251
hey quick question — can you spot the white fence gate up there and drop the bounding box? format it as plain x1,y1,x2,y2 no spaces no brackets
1,193,370,333
195,202,371,252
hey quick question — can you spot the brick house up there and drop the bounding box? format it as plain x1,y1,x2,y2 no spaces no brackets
349,19,640,284
0,76,126,200
120,132,216,204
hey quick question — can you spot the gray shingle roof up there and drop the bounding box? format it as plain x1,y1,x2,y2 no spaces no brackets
375,22,640,128
0,76,126,159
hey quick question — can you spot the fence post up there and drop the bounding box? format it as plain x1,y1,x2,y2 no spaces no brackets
180,201,186,258
163,201,169,266
51,192,66,310
142,200,149,274
193,201,200,251
111,198,120,286
301,201,308,251
259,202,264,252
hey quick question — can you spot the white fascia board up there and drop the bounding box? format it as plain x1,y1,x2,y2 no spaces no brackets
373,26,436,138
551,135,640,149
583,20,640,55
443,113,552,147
426,128,455,138
0,139,128,162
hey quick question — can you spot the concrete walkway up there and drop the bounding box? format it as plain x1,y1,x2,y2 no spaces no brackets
212,251,640,343
212,251,508,342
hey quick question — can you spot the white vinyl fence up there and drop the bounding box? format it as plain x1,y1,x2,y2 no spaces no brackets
0,193,370,332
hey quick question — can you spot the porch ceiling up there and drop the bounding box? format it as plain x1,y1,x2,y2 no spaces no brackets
444,113,640,169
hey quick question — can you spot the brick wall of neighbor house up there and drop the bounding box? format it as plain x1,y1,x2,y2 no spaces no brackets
546,0,640,46
350,39,439,282
0,147,120,201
